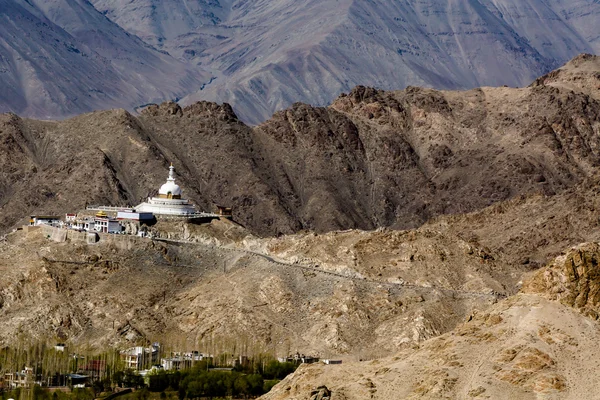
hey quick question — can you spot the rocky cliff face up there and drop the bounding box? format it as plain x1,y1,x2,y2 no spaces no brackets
1,56,599,237
524,243,600,319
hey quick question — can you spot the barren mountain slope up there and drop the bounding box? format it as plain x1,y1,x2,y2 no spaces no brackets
1,56,599,236
261,244,600,400
0,0,208,119
3,0,599,123
175,0,599,123
546,0,600,53
89,0,234,47
244,170,600,307
0,220,503,357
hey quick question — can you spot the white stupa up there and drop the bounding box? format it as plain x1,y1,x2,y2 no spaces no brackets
135,164,198,216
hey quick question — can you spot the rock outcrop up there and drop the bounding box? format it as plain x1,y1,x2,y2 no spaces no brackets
523,243,600,319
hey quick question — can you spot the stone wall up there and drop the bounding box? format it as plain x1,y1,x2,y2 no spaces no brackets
39,226,141,250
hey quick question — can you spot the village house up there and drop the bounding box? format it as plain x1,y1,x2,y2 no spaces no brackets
4,367,35,389
68,212,122,234
121,344,160,370
161,351,210,371
278,352,319,365
93,211,121,233
71,217,95,232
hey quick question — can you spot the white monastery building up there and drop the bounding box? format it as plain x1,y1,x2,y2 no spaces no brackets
135,164,198,216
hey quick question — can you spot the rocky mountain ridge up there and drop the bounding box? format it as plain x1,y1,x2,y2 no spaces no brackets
184,0,600,123
1,55,599,237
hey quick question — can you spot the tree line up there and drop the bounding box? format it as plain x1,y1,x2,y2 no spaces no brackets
146,359,297,399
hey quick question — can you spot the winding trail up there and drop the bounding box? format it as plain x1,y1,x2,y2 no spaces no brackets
37,225,505,301
152,237,506,301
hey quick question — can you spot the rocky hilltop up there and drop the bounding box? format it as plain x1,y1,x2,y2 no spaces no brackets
1,55,600,237
0,221,502,355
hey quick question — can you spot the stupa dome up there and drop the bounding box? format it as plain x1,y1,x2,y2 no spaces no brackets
158,164,182,196
135,163,197,216
159,181,181,196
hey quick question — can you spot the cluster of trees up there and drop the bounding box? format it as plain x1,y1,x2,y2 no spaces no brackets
0,342,123,384
1,360,298,400
147,360,297,399
240,360,297,380
180,370,265,399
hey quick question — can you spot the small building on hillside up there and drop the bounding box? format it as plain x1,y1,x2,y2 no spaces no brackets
72,217,94,232
117,211,154,222
278,352,319,364
30,216,61,227
216,205,233,217
93,211,121,233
